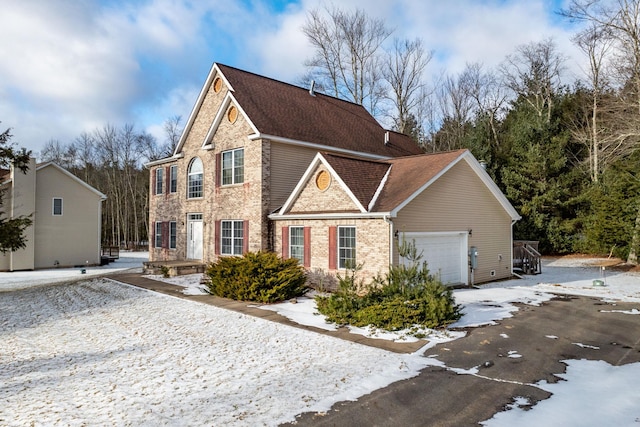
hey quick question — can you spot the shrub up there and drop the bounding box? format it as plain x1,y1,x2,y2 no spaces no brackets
206,251,307,303
315,238,462,332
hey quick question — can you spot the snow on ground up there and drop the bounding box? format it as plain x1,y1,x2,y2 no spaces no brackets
1,255,640,425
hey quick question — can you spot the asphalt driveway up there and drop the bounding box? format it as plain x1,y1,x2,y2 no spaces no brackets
284,295,640,426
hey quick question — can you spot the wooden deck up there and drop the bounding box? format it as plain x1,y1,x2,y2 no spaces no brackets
513,240,542,275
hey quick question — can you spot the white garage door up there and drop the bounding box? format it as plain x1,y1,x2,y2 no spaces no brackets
402,232,467,286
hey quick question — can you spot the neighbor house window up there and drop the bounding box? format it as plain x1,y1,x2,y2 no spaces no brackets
289,226,304,264
338,226,356,269
221,220,244,255
169,221,177,249
222,148,244,185
52,198,63,216
187,157,203,198
170,165,178,193
154,222,163,248
155,167,164,195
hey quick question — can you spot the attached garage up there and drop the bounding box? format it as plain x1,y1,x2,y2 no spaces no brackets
402,232,469,286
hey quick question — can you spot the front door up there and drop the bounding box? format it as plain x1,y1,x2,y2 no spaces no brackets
187,214,203,260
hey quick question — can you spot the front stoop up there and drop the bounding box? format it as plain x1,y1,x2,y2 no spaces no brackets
143,260,206,277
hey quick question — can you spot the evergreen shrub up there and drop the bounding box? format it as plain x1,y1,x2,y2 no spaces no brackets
206,251,307,303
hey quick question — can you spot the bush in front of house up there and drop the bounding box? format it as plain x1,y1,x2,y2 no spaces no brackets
315,238,462,331
206,251,307,303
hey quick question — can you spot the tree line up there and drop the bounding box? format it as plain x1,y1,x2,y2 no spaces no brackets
302,0,640,263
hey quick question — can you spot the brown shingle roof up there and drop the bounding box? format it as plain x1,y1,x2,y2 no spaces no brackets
218,64,423,158
321,152,390,209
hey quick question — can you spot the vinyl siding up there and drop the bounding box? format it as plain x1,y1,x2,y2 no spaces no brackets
269,142,318,212
394,161,513,283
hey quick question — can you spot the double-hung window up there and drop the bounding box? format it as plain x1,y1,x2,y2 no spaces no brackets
338,226,356,269
154,222,163,248
221,220,244,255
222,148,244,185
52,198,63,216
155,167,164,195
170,165,178,193
169,221,177,249
289,226,304,264
187,158,203,198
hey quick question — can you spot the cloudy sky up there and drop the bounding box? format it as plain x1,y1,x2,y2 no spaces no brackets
0,0,585,156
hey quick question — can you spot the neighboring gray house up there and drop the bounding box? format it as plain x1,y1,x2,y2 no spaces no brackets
0,158,106,271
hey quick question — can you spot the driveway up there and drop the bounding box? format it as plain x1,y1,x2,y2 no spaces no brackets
284,295,640,426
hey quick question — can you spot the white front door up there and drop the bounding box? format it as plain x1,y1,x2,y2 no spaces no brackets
187,214,203,260
403,232,468,286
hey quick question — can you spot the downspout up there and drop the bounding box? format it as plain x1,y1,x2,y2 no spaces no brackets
384,215,394,266
510,219,517,277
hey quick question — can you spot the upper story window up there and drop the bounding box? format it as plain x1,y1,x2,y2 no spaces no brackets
52,198,63,216
155,167,164,195
338,226,356,269
187,157,203,198
222,148,244,185
170,165,178,193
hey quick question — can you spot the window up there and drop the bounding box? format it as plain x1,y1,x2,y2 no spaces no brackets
52,198,63,216
155,167,164,195
154,222,163,248
169,221,177,249
170,165,178,193
187,157,203,198
222,148,244,185
289,226,304,264
338,226,356,269
221,220,244,255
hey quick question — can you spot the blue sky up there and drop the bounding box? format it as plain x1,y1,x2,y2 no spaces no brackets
0,0,583,156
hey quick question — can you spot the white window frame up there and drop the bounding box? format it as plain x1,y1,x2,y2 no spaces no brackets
187,158,203,198
338,226,356,269
169,165,178,193
154,221,163,248
289,226,304,264
52,198,63,216
155,167,164,195
221,220,244,255
222,148,244,185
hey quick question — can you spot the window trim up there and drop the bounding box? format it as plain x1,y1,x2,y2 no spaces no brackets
155,167,164,195
221,148,244,186
52,197,63,216
338,226,356,269
220,220,244,256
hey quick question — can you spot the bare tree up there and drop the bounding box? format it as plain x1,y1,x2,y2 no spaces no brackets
383,38,432,135
302,6,392,114
500,38,566,123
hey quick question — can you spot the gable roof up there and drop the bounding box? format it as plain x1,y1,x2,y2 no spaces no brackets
172,63,423,160
273,149,520,221
36,162,107,200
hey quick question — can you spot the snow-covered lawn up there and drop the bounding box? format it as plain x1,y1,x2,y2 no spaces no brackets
1,254,639,425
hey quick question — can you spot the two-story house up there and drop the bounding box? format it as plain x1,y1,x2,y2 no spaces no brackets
146,63,520,286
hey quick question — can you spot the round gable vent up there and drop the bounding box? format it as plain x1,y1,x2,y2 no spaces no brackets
213,77,223,93
315,170,331,191
227,106,238,123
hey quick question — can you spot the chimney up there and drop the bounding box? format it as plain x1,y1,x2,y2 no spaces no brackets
309,80,315,96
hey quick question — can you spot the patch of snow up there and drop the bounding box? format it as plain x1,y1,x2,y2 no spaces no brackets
600,308,640,315
507,350,522,358
545,335,558,339
573,343,600,350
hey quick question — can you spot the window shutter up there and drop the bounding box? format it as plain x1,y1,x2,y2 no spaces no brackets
215,153,221,188
165,166,171,196
162,221,169,249
151,169,156,195
214,220,221,255
303,227,311,268
281,227,289,259
243,220,249,254
328,226,337,270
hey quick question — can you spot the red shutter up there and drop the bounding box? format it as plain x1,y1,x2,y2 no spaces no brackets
243,220,249,254
328,226,337,270
151,169,156,195
162,221,169,249
282,227,289,259
303,227,311,268
214,220,221,255
215,153,221,188
165,166,171,196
